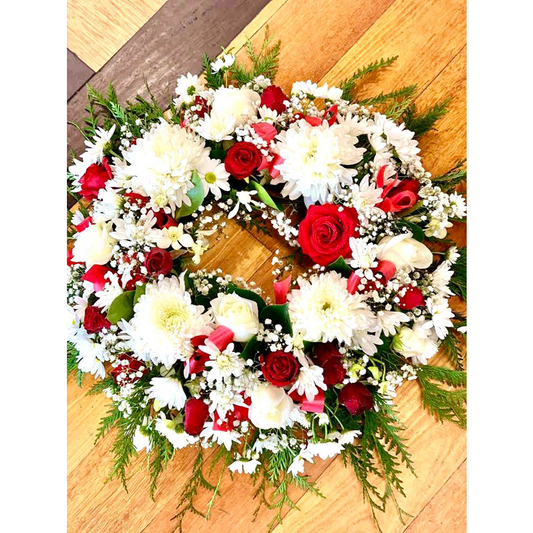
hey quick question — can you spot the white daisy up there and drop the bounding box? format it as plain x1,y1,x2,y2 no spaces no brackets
93,186,123,223
67,305,80,342
210,53,235,73
288,271,378,344
127,275,213,367
174,73,204,107
449,192,467,218
203,341,245,384
228,190,260,218
196,158,230,199
147,376,187,410
289,364,327,402
348,175,384,213
132,427,152,452
228,459,261,474
425,296,454,339
110,211,158,248
288,450,314,477
200,421,241,451
375,310,410,337
155,416,198,449
73,331,106,379
432,261,454,296
305,441,344,460
83,125,116,165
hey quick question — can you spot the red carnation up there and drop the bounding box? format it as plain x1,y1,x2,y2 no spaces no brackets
224,141,263,179
339,382,374,415
261,351,300,387
83,306,111,334
260,85,289,114
298,204,360,266
111,355,147,386
398,286,425,310
144,247,173,277
184,398,210,436
79,157,113,201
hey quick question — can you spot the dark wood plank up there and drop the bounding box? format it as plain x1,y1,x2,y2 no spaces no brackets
67,49,94,100
67,0,272,158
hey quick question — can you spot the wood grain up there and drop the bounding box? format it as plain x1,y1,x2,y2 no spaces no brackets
67,49,94,100
67,0,466,531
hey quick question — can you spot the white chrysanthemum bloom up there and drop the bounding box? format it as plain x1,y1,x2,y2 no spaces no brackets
288,271,378,344
228,459,261,474
332,430,362,445
82,125,116,164
305,441,344,460
227,190,260,218
195,110,236,142
200,422,242,451
124,119,210,213
196,157,230,199
147,376,187,410
73,294,89,320
258,105,280,122
375,310,410,337
94,272,123,311
314,82,343,101
424,295,454,340
432,261,454,296
349,237,379,270
73,331,106,379
289,365,327,402
291,80,318,96
128,275,213,367
449,192,467,218
288,450,314,477
174,73,204,107
351,331,383,356
155,416,198,449
202,340,245,384
72,221,117,267
446,246,460,264
336,112,370,137
272,120,366,205
348,175,384,213
93,186,123,223
110,210,158,248
67,305,80,342
210,53,235,73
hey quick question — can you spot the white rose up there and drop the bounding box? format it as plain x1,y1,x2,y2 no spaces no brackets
72,222,117,267
210,87,260,127
392,321,438,365
210,292,259,343
248,384,294,430
377,232,433,271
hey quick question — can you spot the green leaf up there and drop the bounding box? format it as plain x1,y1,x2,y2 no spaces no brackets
107,291,135,325
251,181,281,211
176,170,205,218
327,256,353,275
227,284,266,312
260,304,293,335
134,284,146,305
401,220,425,242
239,335,258,360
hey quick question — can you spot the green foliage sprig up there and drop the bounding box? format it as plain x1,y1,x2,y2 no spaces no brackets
403,98,451,137
340,56,398,101
450,246,467,300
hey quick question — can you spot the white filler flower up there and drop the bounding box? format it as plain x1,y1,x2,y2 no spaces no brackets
147,376,187,410
128,275,213,367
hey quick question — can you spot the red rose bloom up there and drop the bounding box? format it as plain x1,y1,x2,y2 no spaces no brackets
144,247,173,277
398,286,425,310
83,306,111,334
111,355,147,385
261,351,299,387
224,141,263,179
339,382,374,415
184,398,210,436
313,343,346,386
298,204,360,266
260,85,289,114
79,157,113,201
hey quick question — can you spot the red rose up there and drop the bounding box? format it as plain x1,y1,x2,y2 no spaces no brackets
313,343,346,386
398,286,425,310
111,355,147,385
224,142,262,179
82,264,114,292
298,204,360,266
79,158,113,201
144,247,173,277
339,382,374,415
260,85,289,114
83,306,111,334
380,179,420,213
184,398,210,436
124,272,146,291
313,342,341,366
261,351,299,387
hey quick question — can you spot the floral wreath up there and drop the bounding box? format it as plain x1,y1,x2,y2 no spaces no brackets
67,32,466,531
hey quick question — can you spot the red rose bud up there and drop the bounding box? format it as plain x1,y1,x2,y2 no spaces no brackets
83,306,111,334
298,204,360,266
124,272,146,291
111,355,147,386
398,286,425,310
79,157,113,201
184,398,210,436
313,342,342,366
82,264,114,292
144,247,173,277
186,344,211,376
224,141,263,179
261,351,300,387
260,85,289,114
75,216,93,233
322,357,347,386
339,382,374,416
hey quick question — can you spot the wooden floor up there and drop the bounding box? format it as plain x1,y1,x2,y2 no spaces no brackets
67,0,466,531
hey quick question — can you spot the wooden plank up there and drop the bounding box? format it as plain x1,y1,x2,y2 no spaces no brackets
67,49,94,100
405,460,467,533
67,0,273,158
67,0,168,71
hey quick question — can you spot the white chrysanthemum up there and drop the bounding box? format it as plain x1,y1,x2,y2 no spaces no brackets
67,305,80,342
291,80,318,96
432,261,454,296
288,271,377,344
174,73,204,107
288,450,314,477
196,157,230,199
73,331,106,379
195,110,236,142
425,295,454,339
110,211,158,248
147,376,187,410
228,459,261,474
305,441,344,460
289,365,326,402
202,341,245,384
82,125,116,165
348,175,384,213
155,416,198,449
210,53,235,73
200,422,242,451
124,119,210,213
351,331,383,356
272,120,366,205
128,275,213,367
376,310,410,337
449,192,467,218
349,237,379,270
132,427,152,452
93,186,123,223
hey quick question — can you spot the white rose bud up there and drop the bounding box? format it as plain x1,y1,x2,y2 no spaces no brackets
72,221,117,268
392,322,439,365
210,292,260,343
248,383,294,430
377,232,433,271
210,87,260,127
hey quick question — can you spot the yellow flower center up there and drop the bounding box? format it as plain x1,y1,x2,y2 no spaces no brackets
205,172,217,184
